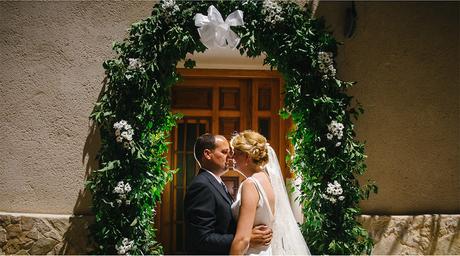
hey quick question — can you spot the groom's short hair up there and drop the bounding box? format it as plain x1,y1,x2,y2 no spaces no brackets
194,133,216,162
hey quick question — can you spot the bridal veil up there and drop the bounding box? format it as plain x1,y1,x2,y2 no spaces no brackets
266,146,311,255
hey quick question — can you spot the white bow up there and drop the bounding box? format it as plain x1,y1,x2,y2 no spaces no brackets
194,5,244,49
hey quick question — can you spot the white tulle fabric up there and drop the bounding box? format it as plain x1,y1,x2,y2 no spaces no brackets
266,146,311,255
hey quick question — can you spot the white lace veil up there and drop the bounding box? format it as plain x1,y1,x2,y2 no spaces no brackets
266,145,311,255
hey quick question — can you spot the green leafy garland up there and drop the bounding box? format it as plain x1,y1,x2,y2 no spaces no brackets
87,0,376,254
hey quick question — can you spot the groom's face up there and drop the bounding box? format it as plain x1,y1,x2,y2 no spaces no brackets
209,136,231,173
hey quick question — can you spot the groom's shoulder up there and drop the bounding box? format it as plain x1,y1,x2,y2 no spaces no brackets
189,171,209,185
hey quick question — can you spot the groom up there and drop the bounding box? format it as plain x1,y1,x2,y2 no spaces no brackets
184,133,272,254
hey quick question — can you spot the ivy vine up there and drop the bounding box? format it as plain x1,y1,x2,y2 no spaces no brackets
87,0,377,254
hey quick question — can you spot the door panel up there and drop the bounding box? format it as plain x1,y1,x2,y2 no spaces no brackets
159,73,283,254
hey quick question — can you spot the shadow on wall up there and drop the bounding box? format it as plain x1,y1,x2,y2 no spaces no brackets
60,79,105,253
360,214,460,254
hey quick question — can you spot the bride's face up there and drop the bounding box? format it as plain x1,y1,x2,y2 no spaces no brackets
232,148,248,171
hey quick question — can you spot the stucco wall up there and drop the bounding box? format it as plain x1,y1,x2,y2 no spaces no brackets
0,1,458,217
318,1,459,214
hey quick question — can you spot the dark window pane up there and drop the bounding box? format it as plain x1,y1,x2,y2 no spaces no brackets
258,118,270,140
258,87,271,110
186,123,198,151
199,123,206,134
176,153,184,187
177,124,185,151
219,118,240,139
186,153,197,184
176,223,183,252
176,188,184,221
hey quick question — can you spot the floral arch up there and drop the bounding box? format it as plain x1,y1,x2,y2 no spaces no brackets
87,0,376,254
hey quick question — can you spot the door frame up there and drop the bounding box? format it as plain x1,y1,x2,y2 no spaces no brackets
157,68,292,254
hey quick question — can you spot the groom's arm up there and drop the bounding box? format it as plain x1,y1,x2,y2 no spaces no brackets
185,181,234,254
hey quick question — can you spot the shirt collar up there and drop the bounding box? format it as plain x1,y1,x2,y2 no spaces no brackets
202,168,223,183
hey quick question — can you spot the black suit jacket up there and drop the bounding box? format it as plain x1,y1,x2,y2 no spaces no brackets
184,169,237,255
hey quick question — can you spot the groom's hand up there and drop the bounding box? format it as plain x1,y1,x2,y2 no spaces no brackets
249,225,272,247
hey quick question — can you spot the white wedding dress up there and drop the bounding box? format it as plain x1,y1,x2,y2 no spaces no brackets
232,176,275,255
231,146,311,255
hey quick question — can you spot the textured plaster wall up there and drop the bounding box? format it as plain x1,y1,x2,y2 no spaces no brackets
0,1,458,216
0,1,156,214
317,1,460,214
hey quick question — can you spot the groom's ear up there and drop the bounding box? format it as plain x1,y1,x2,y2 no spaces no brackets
203,149,212,160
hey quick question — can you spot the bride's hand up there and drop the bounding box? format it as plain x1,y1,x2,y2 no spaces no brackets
249,225,273,247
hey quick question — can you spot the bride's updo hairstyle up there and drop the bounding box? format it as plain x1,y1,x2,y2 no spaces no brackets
230,130,269,167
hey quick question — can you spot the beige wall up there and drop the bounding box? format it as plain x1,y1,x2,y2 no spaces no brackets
317,1,459,214
0,1,458,215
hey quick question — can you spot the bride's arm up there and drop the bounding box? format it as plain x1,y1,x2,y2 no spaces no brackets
230,181,259,255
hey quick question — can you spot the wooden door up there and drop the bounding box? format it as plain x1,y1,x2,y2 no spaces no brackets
158,69,285,254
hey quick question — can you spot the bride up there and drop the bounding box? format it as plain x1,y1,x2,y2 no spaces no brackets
229,130,310,255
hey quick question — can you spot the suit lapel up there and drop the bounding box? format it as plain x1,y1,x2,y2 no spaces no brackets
200,169,232,205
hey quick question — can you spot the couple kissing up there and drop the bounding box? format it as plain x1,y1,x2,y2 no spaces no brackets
184,131,310,255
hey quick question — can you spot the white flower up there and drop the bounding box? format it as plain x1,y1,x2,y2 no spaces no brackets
121,131,128,138
326,133,333,140
125,200,131,205
116,136,123,143
331,129,339,136
124,183,132,193
334,188,343,195
114,181,125,194
322,75,328,80
162,0,179,23
123,141,130,149
116,238,134,255
128,58,142,69
319,63,326,70
323,56,332,64
335,142,341,147
114,122,123,130
337,123,344,130
318,52,327,61
120,194,127,200
330,197,337,203
339,196,345,201
113,186,124,194
119,120,127,126
124,124,132,130
263,0,284,23
162,0,177,10
116,199,122,205
115,129,121,136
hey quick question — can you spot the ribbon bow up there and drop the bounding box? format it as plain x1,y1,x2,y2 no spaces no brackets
194,5,244,49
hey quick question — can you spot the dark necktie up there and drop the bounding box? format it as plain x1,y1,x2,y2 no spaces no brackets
221,181,233,202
